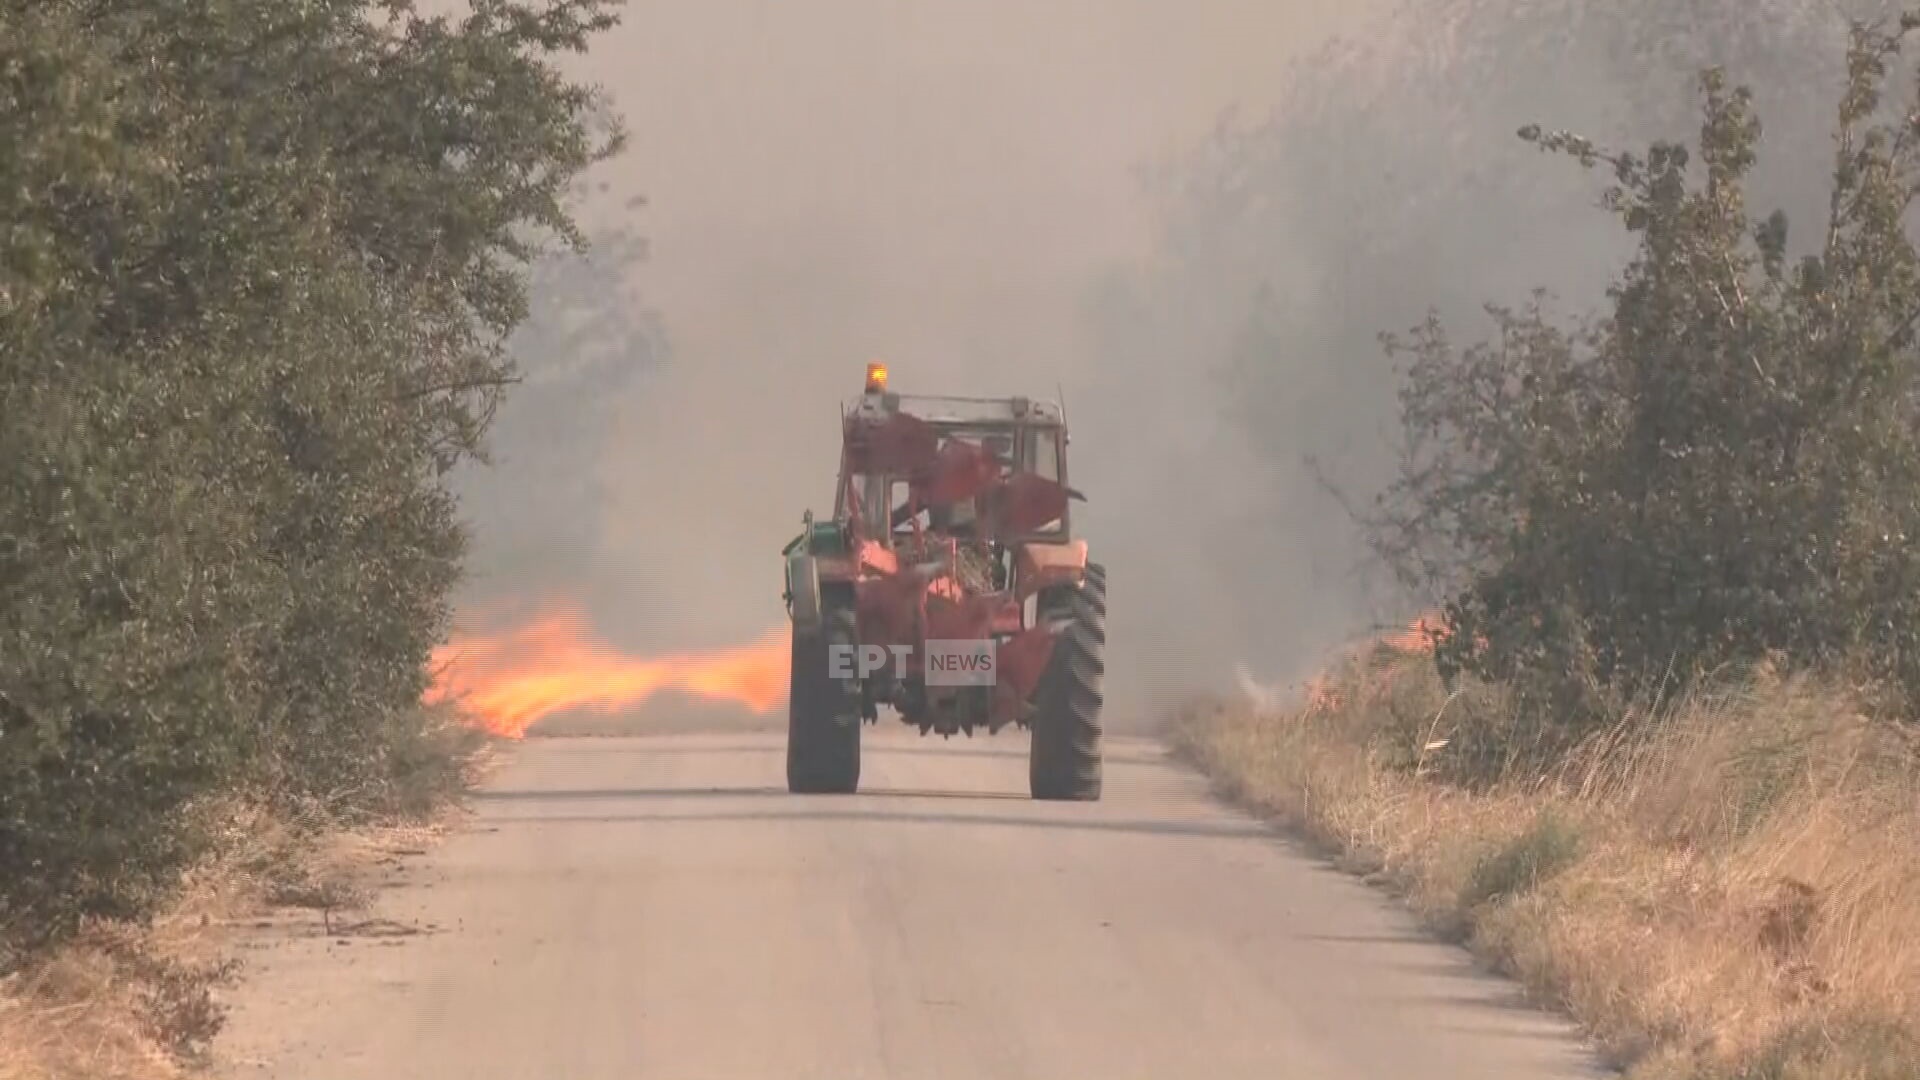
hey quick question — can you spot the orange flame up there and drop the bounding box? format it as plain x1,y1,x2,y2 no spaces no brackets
1302,612,1446,712
1379,612,1448,655
427,605,791,738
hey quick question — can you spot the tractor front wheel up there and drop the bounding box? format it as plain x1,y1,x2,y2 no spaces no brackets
787,608,861,794
1029,562,1106,801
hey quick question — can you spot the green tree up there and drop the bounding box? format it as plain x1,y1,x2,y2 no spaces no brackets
1,0,624,942
1087,0,1883,680
1368,15,1920,730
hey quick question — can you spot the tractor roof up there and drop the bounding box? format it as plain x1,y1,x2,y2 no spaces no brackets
843,391,1064,428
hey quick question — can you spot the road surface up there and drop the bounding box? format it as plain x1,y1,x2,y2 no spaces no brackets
216,728,1607,1079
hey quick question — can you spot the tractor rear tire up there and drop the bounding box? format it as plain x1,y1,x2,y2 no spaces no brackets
787,609,861,794
1029,562,1106,801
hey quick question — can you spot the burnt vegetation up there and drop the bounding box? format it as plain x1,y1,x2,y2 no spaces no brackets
0,0,626,949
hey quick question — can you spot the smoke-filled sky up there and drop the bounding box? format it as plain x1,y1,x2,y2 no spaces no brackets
456,0,1383,711
455,0,1900,719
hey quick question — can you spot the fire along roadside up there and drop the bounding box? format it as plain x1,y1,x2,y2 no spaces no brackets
829,641,998,686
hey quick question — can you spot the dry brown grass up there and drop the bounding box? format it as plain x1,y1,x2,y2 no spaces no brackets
1172,656,1920,1080
0,792,471,1080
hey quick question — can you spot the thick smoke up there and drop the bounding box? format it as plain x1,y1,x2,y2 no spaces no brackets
451,0,1376,725
452,221,664,629
452,0,1904,722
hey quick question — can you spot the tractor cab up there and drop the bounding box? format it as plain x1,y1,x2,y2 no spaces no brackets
835,363,1076,552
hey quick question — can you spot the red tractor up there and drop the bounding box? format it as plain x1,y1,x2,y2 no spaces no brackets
781,364,1107,800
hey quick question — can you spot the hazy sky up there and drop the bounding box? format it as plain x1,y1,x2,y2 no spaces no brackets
451,0,1909,728
460,1,1382,685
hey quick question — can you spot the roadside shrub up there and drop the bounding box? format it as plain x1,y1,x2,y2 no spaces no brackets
1363,15,1920,729
0,0,623,946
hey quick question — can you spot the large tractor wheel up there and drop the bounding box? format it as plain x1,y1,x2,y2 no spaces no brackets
1029,561,1106,801
787,608,861,794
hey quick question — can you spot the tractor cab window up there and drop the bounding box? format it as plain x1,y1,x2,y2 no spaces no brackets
864,475,891,535
1024,428,1066,535
841,472,894,538
889,479,921,534
1026,429,1061,484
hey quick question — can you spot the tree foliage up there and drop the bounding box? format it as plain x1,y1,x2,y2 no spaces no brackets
0,0,623,943
1092,0,1888,680
1369,15,1920,727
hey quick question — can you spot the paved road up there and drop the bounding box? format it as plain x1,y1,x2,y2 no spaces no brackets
216,729,1606,1079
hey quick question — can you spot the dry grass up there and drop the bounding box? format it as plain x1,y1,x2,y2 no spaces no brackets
0,786,475,1080
1172,655,1920,1080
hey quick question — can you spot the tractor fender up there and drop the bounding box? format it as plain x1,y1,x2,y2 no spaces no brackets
1015,539,1090,599
787,551,823,634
